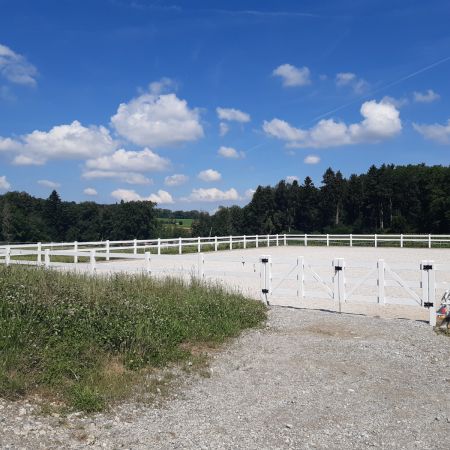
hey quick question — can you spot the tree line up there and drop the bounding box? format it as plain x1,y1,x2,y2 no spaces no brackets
1,164,449,243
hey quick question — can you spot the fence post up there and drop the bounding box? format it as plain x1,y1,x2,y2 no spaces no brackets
44,249,50,268
326,234,329,247
178,237,182,255
145,251,151,275
74,241,78,264
374,234,378,248
229,235,232,250
5,246,10,266
304,234,308,247
377,259,385,304
214,236,218,252
421,260,436,326
284,234,287,246
333,257,345,313
267,234,270,247
157,238,161,255
428,234,432,249
400,234,404,248
198,236,201,253
256,235,259,248
90,250,96,274
37,242,42,265
350,234,353,247
106,240,110,261
297,256,304,303
198,253,205,280
276,234,279,247
259,255,271,305
243,235,246,249
133,239,137,255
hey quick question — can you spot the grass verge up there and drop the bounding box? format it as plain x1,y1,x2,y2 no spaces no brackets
0,265,266,412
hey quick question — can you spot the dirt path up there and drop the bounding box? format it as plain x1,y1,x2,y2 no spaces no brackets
1,307,450,449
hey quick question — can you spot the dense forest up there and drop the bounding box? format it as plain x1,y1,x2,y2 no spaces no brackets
1,164,449,243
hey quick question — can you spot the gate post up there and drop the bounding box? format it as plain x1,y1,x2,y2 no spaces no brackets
326,234,329,247
333,257,345,313
297,256,305,303
259,255,271,305
243,235,247,249
133,239,138,255
145,251,151,275
106,240,110,261
198,236,201,253
178,237,182,254
256,235,259,248
229,235,232,250
44,249,50,268
198,253,205,281
90,250,96,274
267,234,270,247
284,234,287,246
421,260,436,326
214,236,218,251
374,234,378,248
37,242,42,265
157,238,161,255
74,241,78,264
276,234,279,247
5,246,10,266
304,234,308,247
377,259,385,304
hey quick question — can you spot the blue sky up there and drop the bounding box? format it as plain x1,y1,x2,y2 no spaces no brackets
1,0,450,210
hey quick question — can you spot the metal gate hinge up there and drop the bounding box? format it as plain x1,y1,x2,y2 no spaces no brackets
261,258,269,263
334,266,343,271
262,289,269,294
422,264,433,271
424,302,434,308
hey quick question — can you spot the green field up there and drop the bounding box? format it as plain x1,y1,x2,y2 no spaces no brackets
157,218,194,228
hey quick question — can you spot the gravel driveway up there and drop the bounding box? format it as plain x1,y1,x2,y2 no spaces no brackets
1,307,450,449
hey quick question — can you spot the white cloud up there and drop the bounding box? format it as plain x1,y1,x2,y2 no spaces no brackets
304,155,320,164
164,174,189,186
219,122,229,136
286,176,299,183
0,43,37,86
0,175,11,191
218,146,245,159
336,72,369,94
413,89,440,103
111,188,174,204
381,96,408,109
37,179,60,189
413,119,450,145
82,170,152,185
148,77,176,95
85,148,169,172
84,187,98,196
244,188,255,199
216,107,251,123
0,120,117,165
111,89,203,148
263,100,402,148
273,64,311,87
183,188,240,202
198,169,222,182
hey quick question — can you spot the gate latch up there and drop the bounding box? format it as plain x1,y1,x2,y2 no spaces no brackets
422,264,433,271
334,266,343,271
261,258,269,263
262,289,269,294
424,302,434,308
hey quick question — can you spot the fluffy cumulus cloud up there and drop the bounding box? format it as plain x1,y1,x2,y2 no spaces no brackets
0,175,11,191
183,188,240,202
413,119,450,145
110,89,203,148
273,64,311,87
83,187,98,196
83,148,169,185
216,107,251,123
198,169,222,182
0,121,117,165
217,146,245,159
286,176,299,183
336,72,369,94
111,188,173,204
304,154,321,164
37,179,60,189
0,43,38,86
164,174,189,186
413,89,440,103
263,100,402,148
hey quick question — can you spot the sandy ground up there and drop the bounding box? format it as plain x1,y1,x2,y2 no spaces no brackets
71,245,450,323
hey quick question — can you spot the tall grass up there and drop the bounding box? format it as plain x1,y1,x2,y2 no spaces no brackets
0,266,266,412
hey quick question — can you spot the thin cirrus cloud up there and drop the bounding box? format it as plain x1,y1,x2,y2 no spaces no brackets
198,169,222,182
0,43,38,86
83,187,98,196
0,175,11,191
273,63,311,87
304,155,320,164
111,81,204,148
263,99,402,148
218,146,245,159
413,89,440,103
182,187,240,202
111,188,174,204
0,120,117,165
164,174,189,186
413,119,450,145
82,171,152,185
216,107,251,123
37,179,60,189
